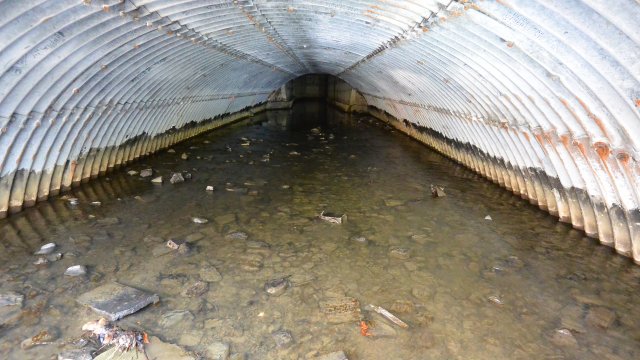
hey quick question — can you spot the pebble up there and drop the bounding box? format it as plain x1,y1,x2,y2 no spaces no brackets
170,172,185,184
140,168,153,177
192,217,209,224
389,247,410,260
207,341,230,360
34,242,56,255
182,281,208,297
484,215,492,220
151,176,163,184
272,329,293,348
181,153,189,160
586,306,616,329
21,329,58,350
64,265,87,277
200,265,223,282
206,185,215,191
177,243,191,255
0,291,24,326
166,239,184,250
390,300,415,314
160,310,195,328
226,231,248,240
67,198,79,206
57,348,94,360
551,328,578,348
488,295,504,305
319,297,361,324
316,351,348,360
33,257,49,265
167,148,176,153
264,277,290,296
350,236,367,244
127,170,139,176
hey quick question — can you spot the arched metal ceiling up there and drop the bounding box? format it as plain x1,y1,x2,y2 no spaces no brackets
0,0,639,261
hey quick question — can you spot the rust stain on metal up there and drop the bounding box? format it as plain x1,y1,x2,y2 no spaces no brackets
560,134,570,147
576,98,609,139
594,141,610,162
616,152,630,166
635,99,640,107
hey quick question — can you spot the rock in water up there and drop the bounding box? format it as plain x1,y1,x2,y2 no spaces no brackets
140,168,153,178
551,328,578,348
200,265,222,282
264,277,290,296
57,349,94,360
181,153,189,160
192,217,209,224
319,297,361,324
316,351,348,360
272,329,293,348
182,281,208,297
151,176,163,184
389,247,410,260
76,282,159,321
207,341,230,360
170,173,185,184
430,184,446,197
0,291,24,326
319,211,346,224
64,265,87,277
206,185,215,191
35,242,56,255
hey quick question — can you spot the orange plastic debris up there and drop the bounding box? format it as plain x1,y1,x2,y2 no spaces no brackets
143,332,149,344
360,320,372,337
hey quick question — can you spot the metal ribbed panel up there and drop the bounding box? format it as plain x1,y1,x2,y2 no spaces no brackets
0,0,638,262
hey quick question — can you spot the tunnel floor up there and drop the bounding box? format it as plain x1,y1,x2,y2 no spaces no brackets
0,101,639,359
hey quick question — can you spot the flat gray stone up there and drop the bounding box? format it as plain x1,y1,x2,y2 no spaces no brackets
0,291,24,326
207,341,230,360
77,282,159,321
316,351,348,360
58,348,94,360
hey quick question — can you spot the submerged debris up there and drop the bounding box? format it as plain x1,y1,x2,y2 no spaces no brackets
191,217,209,224
430,184,446,197
82,318,149,358
365,304,409,329
319,211,346,224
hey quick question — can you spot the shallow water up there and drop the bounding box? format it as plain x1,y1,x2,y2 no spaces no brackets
1,101,639,360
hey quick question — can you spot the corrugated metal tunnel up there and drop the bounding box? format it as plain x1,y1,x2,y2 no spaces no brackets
0,0,639,262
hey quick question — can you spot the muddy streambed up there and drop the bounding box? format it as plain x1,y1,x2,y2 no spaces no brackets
0,102,639,359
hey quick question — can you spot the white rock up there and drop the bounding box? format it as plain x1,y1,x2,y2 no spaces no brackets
206,341,230,360
192,217,209,224
67,198,79,206
484,215,492,220
35,242,56,255
140,168,153,177
127,170,138,176
64,265,87,277
151,176,163,184
206,185,215,191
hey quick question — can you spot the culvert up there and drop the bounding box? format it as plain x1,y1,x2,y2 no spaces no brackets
0,1,639,359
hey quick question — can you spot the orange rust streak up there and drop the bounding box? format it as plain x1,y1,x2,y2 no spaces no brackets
560,134,570,147
576,98,609,139
635,99,640,107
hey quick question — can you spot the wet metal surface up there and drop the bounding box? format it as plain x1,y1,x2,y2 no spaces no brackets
0,104,639,359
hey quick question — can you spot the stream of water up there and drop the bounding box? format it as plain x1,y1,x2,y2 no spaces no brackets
1,101,639,359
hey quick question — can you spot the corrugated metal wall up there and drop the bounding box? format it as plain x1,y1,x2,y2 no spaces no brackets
0,1,638,261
